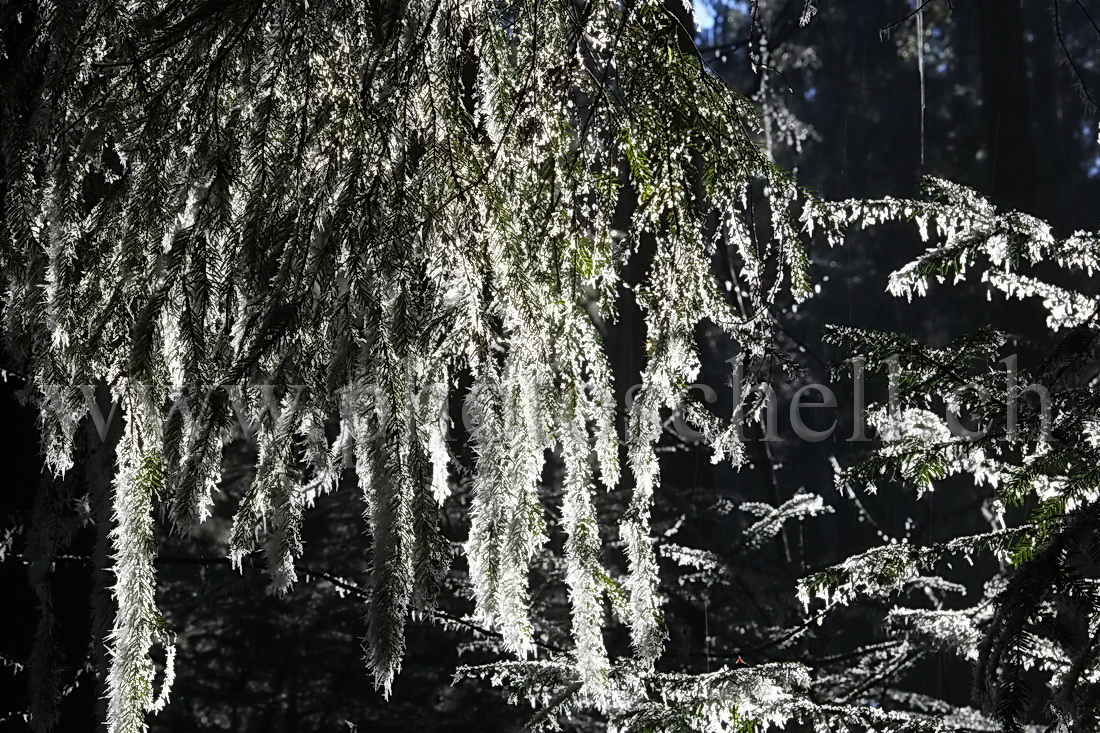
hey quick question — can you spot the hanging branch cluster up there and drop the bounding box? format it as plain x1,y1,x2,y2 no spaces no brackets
0,0,814,729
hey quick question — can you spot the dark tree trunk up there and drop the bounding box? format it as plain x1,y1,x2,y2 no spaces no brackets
976,0,1038,212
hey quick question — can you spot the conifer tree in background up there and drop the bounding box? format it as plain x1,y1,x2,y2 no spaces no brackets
3,0,1100,731
804,179,1100,732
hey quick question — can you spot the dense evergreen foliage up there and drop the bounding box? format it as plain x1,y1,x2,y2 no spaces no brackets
2,0,1099,731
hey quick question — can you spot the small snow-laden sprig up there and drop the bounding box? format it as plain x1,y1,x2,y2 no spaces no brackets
824,324,1005,392
621,665,952,732
814,177,1100,306
884,606,986,662
1054,230,1100,274
661,543,777,593
679,399,748,468
296,402,346,506
35,382,84,477
739,492,833,549
105,382,174,733
612,663,813,732
798,528,1025,611
454,660,583,725
855,406,1009,497
881,690,1001,732
986,270,1100,331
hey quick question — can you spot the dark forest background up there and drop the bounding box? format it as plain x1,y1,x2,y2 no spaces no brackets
2,1,1099,730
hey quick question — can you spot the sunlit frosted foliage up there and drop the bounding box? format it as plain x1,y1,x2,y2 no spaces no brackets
813,177,1100,323
0,0,813,729
809,180,1100,732
457,658,956,731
